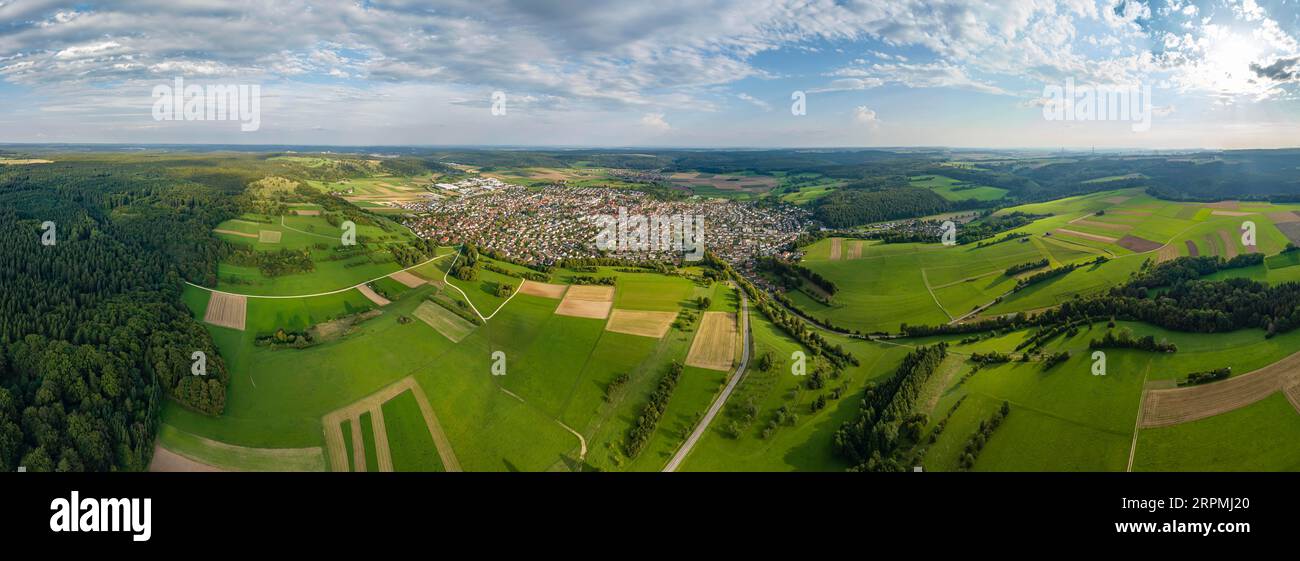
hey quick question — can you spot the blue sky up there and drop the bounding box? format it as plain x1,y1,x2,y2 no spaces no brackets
0,0,1298,148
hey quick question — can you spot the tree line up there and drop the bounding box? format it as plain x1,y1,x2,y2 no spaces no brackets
833,344,947,472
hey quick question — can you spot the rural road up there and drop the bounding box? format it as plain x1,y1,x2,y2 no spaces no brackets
663,292,751,472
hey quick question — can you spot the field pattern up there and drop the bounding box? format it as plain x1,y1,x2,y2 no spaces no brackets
686,311,737,371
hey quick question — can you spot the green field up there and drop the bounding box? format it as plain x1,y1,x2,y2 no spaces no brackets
909,175,1008,202
359,412,379,472
1133,394,1300,471
160,159,1300,474
381,390,446,472
210,210,435,297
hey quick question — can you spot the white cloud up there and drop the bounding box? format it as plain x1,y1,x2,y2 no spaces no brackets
736,93,771,111
853,105,879,127
820,61,1011,96
640,112,670,131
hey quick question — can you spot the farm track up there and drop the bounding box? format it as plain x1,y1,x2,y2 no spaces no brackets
664,293,750,472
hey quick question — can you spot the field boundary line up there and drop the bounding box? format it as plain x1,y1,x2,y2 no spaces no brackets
408,379,462,471
370,404,395,472
920,269,954,321
929,269,1001,290
439,247,523,321
184,251,450,299
1126,365,1150,472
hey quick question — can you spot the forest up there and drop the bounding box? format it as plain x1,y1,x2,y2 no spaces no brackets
0,157,237,471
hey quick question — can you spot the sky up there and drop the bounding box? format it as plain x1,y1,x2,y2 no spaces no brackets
0,0,1298,149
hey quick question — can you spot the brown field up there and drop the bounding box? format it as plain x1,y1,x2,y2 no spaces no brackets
555,299,613,319
518,279,568,299
213,228,258,239
258,230,282,243
1210,210,1253,217
1268,211,1300,224
148,444,223,472
1140,351,1300,428
388,270,426,288
0,158,53,165
1071,219,1131,232
1156,244,1179,263
1185,240,1199,256
322,376,461,472
1275,222,1300,245
555,284,615,319
668,172,777,192
605,309,677,338
829,237,843,260
1216,229,1239,258
203,291,247,330
685,311,737,371
846,240,863,259
1206,200,1240,209
1054,228,1118,243
1117,235,1162,252
292,209,321,216
356,284,391,306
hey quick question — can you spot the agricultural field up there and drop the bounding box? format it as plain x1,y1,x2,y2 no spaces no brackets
210,209,440,297
131,151,1300,474
163,254,754,473
909,174,1008,202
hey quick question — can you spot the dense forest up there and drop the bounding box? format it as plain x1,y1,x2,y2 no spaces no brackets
812,187,956,227
0,158,236,471
834,344,947,472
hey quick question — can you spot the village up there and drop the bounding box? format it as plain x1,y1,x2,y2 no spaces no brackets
400,176,811,270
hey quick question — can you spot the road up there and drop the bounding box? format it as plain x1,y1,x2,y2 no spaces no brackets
663,292,751,472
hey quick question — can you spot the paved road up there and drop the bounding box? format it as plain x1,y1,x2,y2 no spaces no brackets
663,292,751,472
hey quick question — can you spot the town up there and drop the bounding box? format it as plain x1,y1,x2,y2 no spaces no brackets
400,177,811,270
